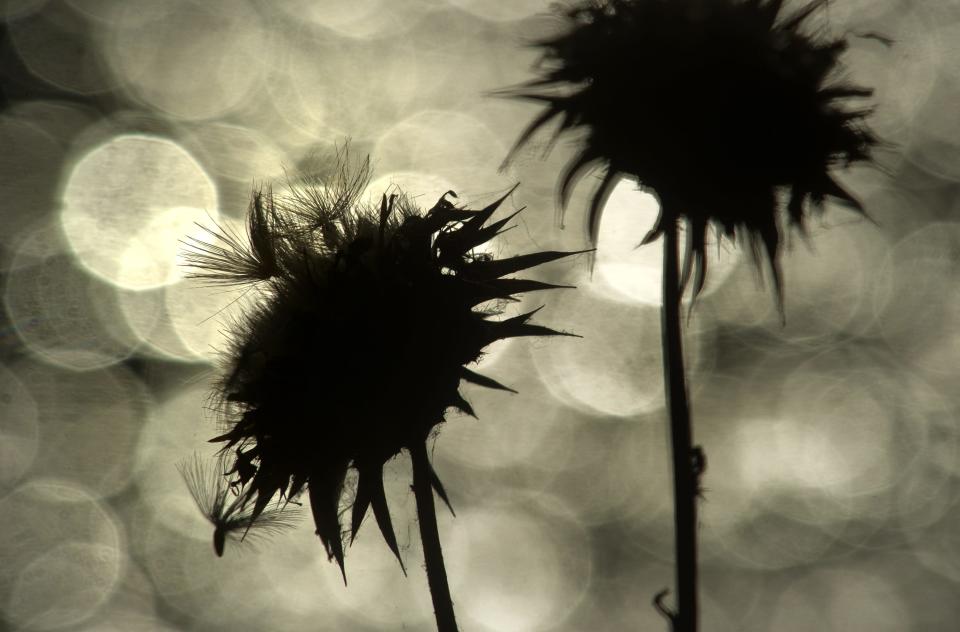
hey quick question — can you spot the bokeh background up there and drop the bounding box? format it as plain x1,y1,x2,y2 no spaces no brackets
1,0,959,630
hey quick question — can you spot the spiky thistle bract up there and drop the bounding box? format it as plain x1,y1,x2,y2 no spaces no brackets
183,149,582,580
502,0,878,305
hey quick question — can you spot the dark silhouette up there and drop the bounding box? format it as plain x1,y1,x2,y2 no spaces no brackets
181,147,585,632
499,1,878,630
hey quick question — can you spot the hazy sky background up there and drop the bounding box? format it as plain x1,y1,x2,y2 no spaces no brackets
2,0,960,630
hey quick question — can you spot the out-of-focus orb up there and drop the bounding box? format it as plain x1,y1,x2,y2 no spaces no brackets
447,496,591,632
876,221,960,379
374,109,510,195
60,134,217,290
445,0,551,22
0,363,39,491
7,2,119,95
0,480,124,629
274,0,436,38
15,360,149,498
7,542,124,631
771,569,909,632
0,114,64,261
100,0,269,121
531,287,706,418
4,223,146,371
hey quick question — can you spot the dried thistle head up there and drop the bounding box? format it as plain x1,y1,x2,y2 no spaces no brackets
183,147,582,578
502,0,879,304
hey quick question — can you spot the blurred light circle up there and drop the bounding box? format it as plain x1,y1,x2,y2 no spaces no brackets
139,509,250,621
244,522,353,630
445,496,591,632
164,277,263,363
0,363,39,491
117,287,200,363
101,0,270,120
530,287,706,418
906,75,960,182
546,417,672,528
594,178,738,305
267,31,418,143
875,221,960,377
7,3,118,95
909,502,960,585
117,205,218,289
769,212,889,342
0,480,123,619
15,360,150,498
445,0,551,22
7,100,99,149
7,542,123,631
4,223,145,371
771,569,909,632
691,375,762,535
62,0,120,22
60,134,218,290
374,109,511,195
273,0,436,38
68,563,160,632
437,364,576,474
824,570,909,632
0,115,64,260
775,368,897,497
181,122,288,185
713,505,840,570
1,0,48,20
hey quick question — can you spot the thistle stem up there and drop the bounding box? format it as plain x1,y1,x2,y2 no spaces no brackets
410,441,459,632
660,216,699,632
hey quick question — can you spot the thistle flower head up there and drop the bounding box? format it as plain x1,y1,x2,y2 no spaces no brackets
503,0,879,302
183,148,581,578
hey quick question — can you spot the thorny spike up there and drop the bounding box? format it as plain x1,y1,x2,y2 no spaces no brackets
462,278,575,307
428,461,456,517
460,367,518,393
587,168,620,248
369,474,406,574
350,471,372,542
450,391,477,418
310,480,347,584
462,249,591,281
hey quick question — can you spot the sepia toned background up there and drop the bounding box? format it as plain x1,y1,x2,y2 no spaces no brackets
1,0,959,630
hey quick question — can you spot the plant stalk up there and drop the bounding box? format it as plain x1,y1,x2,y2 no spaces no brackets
410,441,459,632
661,217,699,632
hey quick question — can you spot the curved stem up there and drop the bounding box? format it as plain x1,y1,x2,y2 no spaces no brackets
410,441,459,632
661,216,699,632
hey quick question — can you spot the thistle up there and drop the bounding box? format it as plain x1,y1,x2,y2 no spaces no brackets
182,148,582,632
503,0,877,304
501,1,879,630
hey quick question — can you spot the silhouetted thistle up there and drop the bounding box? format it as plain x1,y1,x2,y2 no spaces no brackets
183,149,582,632
501,1,879,631
503,0,877,304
